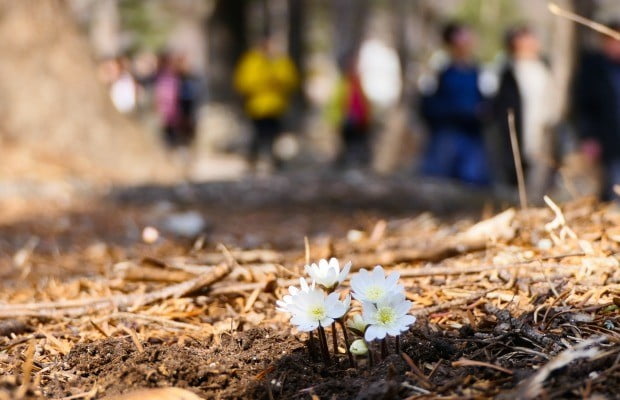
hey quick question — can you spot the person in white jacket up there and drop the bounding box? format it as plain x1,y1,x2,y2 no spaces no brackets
492,26,558,203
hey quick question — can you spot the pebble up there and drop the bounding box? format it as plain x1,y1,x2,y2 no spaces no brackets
141,226,159,243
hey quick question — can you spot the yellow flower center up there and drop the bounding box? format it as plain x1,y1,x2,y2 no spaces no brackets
309,305,326,321
366,286,385,301
376,307,396,326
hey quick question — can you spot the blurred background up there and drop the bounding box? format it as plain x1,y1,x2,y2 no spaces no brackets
3,0,620,205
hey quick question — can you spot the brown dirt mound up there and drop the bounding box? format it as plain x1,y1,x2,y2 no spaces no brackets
42,320,619,399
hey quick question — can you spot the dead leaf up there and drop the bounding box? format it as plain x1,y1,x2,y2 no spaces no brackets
102,387,204,400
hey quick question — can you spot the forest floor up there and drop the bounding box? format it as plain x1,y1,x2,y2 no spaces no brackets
0,170,619,400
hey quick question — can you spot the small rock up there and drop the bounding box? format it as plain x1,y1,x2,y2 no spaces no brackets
537,238,553,250
162,211,207,237
141,226,160,244
347,229,365,243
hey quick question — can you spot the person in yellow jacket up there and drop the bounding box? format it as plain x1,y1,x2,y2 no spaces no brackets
234,38,298,168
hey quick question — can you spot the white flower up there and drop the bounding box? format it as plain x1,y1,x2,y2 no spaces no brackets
286,288,350,331
350,265,403,303
276,278,313,313
350,339,368,356
347,314,368,335
362,292,415,341
305,258,352,290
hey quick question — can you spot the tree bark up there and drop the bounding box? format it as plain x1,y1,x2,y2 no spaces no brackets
207,0,248,102
332,0,370,67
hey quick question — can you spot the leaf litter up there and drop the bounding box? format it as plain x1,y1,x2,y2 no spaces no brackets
0,178,619,399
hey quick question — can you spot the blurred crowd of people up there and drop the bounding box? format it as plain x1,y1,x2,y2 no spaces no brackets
97,20,620,202
419,20,620,202
420,22,559,197
98,52,201,150
234,36,375,172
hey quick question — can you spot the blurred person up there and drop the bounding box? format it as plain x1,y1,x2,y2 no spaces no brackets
109,56,138,114
419,22,490,186
572,21,620,200
326,53,372,167
176,55,202,147
492,25,557,202
234,36,298,170
132,51,159,113
154,53,182,148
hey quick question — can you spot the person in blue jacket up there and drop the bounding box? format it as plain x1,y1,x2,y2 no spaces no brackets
420,22,490,186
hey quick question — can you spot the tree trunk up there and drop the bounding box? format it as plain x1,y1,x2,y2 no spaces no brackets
288,0,304,73
207,0,248,102
549,0,576,120
287,0,306,128
0,0,168,181
332,0,369,66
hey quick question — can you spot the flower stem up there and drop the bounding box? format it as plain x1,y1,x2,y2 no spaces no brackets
317,325,331,367
331,323,339,364
395,335,400,354
337,319,355,368
367,342,374,369
315,329,325,361
308,331,317,360
381,338,388,359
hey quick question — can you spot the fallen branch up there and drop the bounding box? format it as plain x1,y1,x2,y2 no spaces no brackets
514,336,605,399
208,260,582,296
412,290,492,317
94,312,201,331
0,263,231,319
452,358,513,375
397,261,579,279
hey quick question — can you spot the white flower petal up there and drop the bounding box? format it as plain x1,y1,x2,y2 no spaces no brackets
385,270,400,287
394,299,412,315
328,304,345,319
361,301,377,322
365,325,386,341
325,293,347,318
399,314,416,328
291,315,318,331
350,278,363,294
393,284,405,295
325,269,338,286
339,261,352,282
385,326,402,336
325,291,340,303
342,294,351,309
372,265,385,280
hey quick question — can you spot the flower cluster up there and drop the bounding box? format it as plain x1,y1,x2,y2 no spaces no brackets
351,266,415,342
276,259,351,332
277,258,415,366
